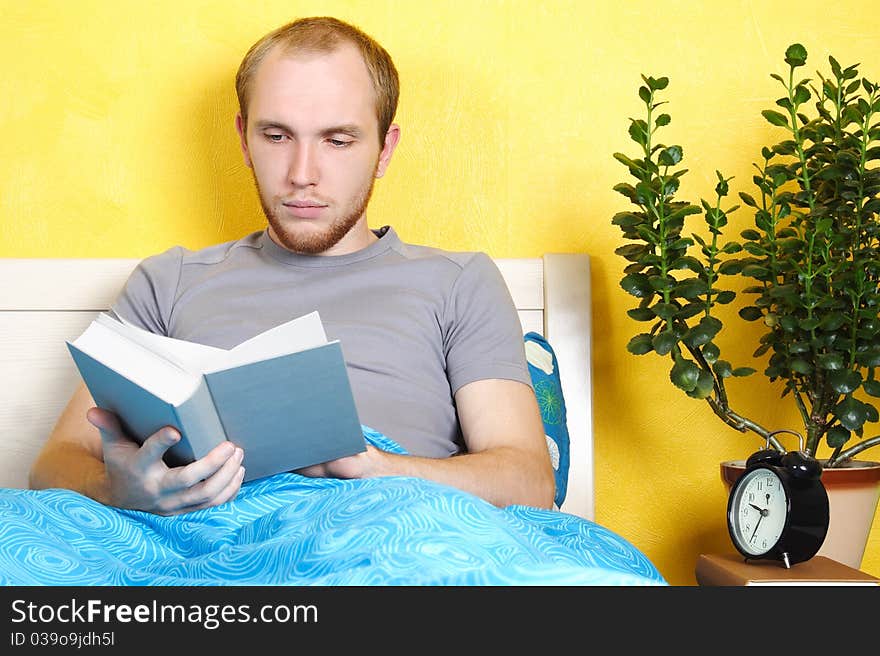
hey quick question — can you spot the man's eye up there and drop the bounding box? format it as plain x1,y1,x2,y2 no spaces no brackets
265,133,285,142
328,139,352,148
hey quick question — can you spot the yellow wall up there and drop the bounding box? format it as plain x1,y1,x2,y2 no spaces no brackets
2,0,878,585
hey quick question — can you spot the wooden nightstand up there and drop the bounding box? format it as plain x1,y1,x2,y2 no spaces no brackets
696,553,880,586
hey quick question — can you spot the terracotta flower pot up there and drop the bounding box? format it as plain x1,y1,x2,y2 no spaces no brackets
721,459,880,569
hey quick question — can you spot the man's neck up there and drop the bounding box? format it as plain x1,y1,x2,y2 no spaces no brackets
325,221,379,255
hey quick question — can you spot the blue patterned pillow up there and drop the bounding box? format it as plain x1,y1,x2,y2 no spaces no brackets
524,332,570,508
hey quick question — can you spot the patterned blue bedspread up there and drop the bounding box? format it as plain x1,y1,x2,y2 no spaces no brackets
0,429,665,586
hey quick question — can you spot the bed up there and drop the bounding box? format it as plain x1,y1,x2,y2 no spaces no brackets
0,254,666,585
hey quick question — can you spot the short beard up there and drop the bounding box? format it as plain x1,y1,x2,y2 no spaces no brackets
253,165,378,255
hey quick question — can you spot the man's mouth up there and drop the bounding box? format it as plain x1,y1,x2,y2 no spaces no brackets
282,200,328,219
284,200,328,209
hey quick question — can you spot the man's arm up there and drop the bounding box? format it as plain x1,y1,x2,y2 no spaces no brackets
297,378,555,508
29,381,246,515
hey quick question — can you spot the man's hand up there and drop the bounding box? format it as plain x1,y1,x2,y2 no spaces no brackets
296,379,555,510
295,444,383,479
86,408,245,515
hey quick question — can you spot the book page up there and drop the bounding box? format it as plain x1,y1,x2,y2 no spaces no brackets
72,320,201,404
206,311,328,372
98,313,227,372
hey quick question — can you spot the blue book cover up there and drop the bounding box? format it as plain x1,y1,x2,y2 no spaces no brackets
66,313,366,481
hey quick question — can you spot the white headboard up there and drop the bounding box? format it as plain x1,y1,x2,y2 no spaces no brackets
0,254,594,520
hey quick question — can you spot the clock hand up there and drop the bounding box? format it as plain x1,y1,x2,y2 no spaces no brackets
749,503,769,516
750,512,765,542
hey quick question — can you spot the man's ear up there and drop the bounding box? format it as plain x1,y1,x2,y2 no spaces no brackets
375,123,401,178
235,113,253,169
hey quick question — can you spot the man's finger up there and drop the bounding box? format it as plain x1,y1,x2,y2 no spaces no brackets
86,407,128,445
136,426,182,466
168,441,237,491
176,448,244,509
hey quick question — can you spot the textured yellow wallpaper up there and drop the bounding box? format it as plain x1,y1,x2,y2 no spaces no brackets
2,0,878,584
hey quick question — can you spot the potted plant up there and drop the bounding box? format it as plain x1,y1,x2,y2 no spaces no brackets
612,43,880,568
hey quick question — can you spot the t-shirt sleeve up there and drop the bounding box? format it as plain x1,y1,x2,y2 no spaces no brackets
443,252,531,395
108,246,184,336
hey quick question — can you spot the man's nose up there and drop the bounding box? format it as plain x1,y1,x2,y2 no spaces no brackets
288,142,319,186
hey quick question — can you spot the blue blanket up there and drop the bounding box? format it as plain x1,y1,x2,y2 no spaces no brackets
0,429,665,586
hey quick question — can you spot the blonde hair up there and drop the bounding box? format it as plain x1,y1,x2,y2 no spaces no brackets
235,16,399,145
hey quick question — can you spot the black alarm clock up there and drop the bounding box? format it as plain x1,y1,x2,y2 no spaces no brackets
726,441,829,568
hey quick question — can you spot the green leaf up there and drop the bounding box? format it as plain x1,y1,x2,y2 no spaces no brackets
626,307,656,321
741,264,770,278
829,55,842,78
670,357,700,391
818,312,848,331
702,342,720,364
614,243,647,260
675,279,709,299
666,204,703,222
649,275,673,293
793,84,811,105
635,225,660,243
863,380,880,397
790,359,812,374
676,302,704,320
731,367,756,377
713,360,733,378
771,140,798,156
789,341,810,354
738,192,758,208
834,396,868,431
769,284,798,299
738,306,763,321
611,211,644,228
612,183,638,202
669,256,702,272
779,316,798,332
784,43,808,67
683,324,712,348
658,145,683,166
829,369,862,394
718,260,745,275
651,302,678,321
652,331,677,356
620,273,652,297
762,110,790,128
645,76,669,91
612,153,646,174
825,425,850,449
856,348,880,367
628,119,649,147
715,290,736,304
655,113,671,127
626,333,654,355
686,368,715,399
816,353,845,370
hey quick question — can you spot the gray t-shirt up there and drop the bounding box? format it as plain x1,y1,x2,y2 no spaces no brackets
110,226,531,458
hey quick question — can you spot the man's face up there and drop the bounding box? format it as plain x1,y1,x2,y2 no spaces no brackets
236,44,399,255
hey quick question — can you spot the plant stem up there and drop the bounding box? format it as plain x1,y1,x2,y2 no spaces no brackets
786,66,826,454
827,436,880,466
684,342,786,451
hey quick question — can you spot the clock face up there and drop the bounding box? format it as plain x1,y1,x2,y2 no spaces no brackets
728,467,789,556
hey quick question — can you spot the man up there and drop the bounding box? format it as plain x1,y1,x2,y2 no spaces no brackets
29,16,554,515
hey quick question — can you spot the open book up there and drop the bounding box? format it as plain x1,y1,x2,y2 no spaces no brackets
66,311,366,481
